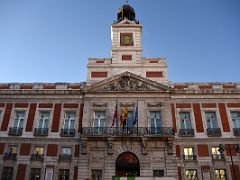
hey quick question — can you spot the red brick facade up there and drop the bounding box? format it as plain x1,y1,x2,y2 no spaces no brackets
146,71,163,78
47,144,58,156
197,144,209,157
193,103,204,132
91,71,108,78
1,103,13,131
51,104,62,132
20,143,31,155
25,103,37,132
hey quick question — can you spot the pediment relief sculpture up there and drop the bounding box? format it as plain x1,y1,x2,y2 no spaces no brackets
87,72,172,93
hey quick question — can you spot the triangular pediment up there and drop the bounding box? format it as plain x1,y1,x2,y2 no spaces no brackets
86,72,173,93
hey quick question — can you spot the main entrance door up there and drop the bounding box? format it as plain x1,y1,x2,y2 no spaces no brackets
116,152,140,177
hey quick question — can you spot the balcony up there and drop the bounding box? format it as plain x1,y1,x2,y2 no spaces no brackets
58,154,72,161
3,152,17,161
233,128,240,136
60,128,75,137
207,128,221,136
179,129,194,137
30,154,44,161
183,155,197,161
212,154,225,161
8,127,23,136
80,127,175,137
34,128,48,136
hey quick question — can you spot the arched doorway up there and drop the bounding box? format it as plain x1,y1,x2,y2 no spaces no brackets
116,152,140,177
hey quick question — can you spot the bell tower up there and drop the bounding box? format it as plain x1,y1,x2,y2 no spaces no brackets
111,4,142,64
86,4,168,84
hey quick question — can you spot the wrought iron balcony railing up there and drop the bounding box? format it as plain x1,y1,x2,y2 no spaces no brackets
179,129,194,136
207,128,221,136
34,128,48,136
212,154,225,160
8,127,23,136
30,154,44,161
233,128,240,136
183,155,197,161
60,128,75,137
3,152,17,161
80,127,175,137
58,154,72,161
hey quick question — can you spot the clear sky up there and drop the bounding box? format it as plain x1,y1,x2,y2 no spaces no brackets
0,0,239,83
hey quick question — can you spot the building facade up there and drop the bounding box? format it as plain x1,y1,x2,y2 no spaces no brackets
0,4,240,180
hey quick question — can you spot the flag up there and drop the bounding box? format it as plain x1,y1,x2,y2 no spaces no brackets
111,103,117,127
120,105,128,127
132,103,138,126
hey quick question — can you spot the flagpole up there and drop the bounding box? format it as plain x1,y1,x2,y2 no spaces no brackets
137,100,138,135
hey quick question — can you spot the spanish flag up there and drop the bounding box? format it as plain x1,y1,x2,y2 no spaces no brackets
120,105,128,127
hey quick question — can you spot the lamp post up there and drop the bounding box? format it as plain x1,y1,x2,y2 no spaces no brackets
218,144,240,180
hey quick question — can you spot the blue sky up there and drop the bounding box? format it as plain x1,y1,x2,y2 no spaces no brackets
0,0,239,83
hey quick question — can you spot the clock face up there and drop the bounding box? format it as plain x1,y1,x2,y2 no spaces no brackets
120,33,133,46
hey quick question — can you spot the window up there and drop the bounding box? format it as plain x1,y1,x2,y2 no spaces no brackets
13,111,25,128
92,169,102,180
1,167,13,180
185,169,197,180
179,112,192,129
4,145,17,160
8,145,17,154
93,111,105,128
183,147,195,160
212,146,224,160
150,111,161,128
30,168,41,180
231,111,240,128
59,169,70,180
34,146,44,155
59,147,72,161
214,169,227,180
63,111,76,130
205,111,221,136
205,111,218,128
37,111,50,129
62,147,71,155
31,146,44,161
153,170,164,177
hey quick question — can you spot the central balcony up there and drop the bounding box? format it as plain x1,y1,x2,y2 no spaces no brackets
80,127,175,137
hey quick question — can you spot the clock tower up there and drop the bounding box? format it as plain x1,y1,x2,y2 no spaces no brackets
86,4,168,84
111,4,142,64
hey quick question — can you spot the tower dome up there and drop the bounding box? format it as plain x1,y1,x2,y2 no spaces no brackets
117,4,138,23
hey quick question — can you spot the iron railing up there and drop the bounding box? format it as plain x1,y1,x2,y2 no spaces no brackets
207,128,221,136
183,155,197,161
80,127,174,137
34,128,48,136
8,127,23,136
58,154,72,161
30,154,44,161
233,128,240,136
3,152,17,161
212,154,225,160
179,129,194,136
60,128,75,137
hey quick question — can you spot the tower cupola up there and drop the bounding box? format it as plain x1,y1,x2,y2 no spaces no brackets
117,4,138,23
